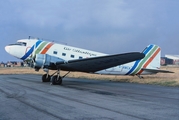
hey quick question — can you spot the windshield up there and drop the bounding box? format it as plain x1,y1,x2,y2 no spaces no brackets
9,42,27,46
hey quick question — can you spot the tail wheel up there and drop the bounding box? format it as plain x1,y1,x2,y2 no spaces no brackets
51,75,62,85
42,74,51,82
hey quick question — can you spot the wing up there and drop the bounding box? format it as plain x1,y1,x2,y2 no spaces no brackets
142,68,174,73
56,52,145,73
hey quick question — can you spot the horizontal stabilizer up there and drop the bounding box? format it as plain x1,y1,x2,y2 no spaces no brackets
142,68,174,73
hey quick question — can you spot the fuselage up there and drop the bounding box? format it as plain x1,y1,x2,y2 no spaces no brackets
5,39,160,75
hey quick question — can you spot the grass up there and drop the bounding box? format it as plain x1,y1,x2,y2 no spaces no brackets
0,66,179,87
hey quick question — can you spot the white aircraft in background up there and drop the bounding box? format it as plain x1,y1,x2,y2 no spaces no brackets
5,38,173,85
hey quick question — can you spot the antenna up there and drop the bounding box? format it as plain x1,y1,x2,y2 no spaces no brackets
28,36,39,40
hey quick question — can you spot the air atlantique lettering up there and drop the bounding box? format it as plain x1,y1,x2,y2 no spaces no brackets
64,47,97,56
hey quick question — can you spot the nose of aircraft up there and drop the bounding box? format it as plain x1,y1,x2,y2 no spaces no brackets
5,44,27,59
5,46,10,53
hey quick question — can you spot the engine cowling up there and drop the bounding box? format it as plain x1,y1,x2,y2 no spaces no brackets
34,54,64,70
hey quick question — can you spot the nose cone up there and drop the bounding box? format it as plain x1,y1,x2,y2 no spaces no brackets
5,45,26,59
5,46,10,53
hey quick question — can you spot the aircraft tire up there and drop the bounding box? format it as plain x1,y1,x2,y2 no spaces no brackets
42,74,51,82
51,75,62,85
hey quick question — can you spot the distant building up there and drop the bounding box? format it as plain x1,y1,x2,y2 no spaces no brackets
0,62,5,67
6,61,24,67
0,61,28,68
161,57,174,66
164,55,179,65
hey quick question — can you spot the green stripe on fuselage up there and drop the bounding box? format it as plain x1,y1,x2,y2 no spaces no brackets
131,45,158,75
35,41,48,54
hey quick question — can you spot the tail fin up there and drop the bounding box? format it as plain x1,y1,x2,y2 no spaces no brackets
142,44,161,68
139,45,174,74
137,44,161,74
126,44,161,75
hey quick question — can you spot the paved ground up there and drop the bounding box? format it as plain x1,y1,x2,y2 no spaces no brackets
0,74,179,120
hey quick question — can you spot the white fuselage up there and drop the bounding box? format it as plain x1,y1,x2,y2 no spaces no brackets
5,39,161,75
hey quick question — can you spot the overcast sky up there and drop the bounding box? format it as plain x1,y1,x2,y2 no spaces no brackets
1,0,179,62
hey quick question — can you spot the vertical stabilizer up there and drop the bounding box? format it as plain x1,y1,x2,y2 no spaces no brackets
142,44,161,68
126,44,161,75
137,44,161,74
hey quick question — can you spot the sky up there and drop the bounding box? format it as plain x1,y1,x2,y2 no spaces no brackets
0,0,179,62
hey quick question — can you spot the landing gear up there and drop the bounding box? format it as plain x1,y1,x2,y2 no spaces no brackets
41,68,70,85
50,70,70,85
51,75,62,85
42,74,51,82
137,75,144,79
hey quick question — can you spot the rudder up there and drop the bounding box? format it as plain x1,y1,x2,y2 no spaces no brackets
126,44,161,75
137,44,161,74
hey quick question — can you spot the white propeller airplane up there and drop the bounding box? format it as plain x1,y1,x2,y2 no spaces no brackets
5,38,173,85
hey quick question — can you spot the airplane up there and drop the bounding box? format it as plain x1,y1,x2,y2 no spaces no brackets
5,38,173,85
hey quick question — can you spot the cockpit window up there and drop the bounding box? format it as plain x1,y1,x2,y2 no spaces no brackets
9,42,27,46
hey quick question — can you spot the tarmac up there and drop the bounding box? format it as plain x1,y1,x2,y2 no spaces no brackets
0,74,179,120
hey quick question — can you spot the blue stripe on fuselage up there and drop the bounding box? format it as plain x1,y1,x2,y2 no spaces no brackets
21,40,42,60
125,45,154,75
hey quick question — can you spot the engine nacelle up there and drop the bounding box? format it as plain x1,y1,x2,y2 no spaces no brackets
34,54,64,70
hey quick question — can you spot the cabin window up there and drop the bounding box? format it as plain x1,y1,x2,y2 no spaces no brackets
62,53,66,56
71,55,75,58
53,51,58,54
79,56,83,59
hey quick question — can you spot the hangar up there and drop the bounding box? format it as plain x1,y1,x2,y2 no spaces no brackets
165,55,179,65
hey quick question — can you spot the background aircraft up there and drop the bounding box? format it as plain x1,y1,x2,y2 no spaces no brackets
5,39,173,85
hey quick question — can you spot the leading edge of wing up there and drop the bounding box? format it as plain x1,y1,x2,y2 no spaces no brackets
57,52,145,73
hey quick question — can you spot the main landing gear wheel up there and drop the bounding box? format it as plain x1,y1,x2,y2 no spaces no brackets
42,74,51,82
51,75,62,85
